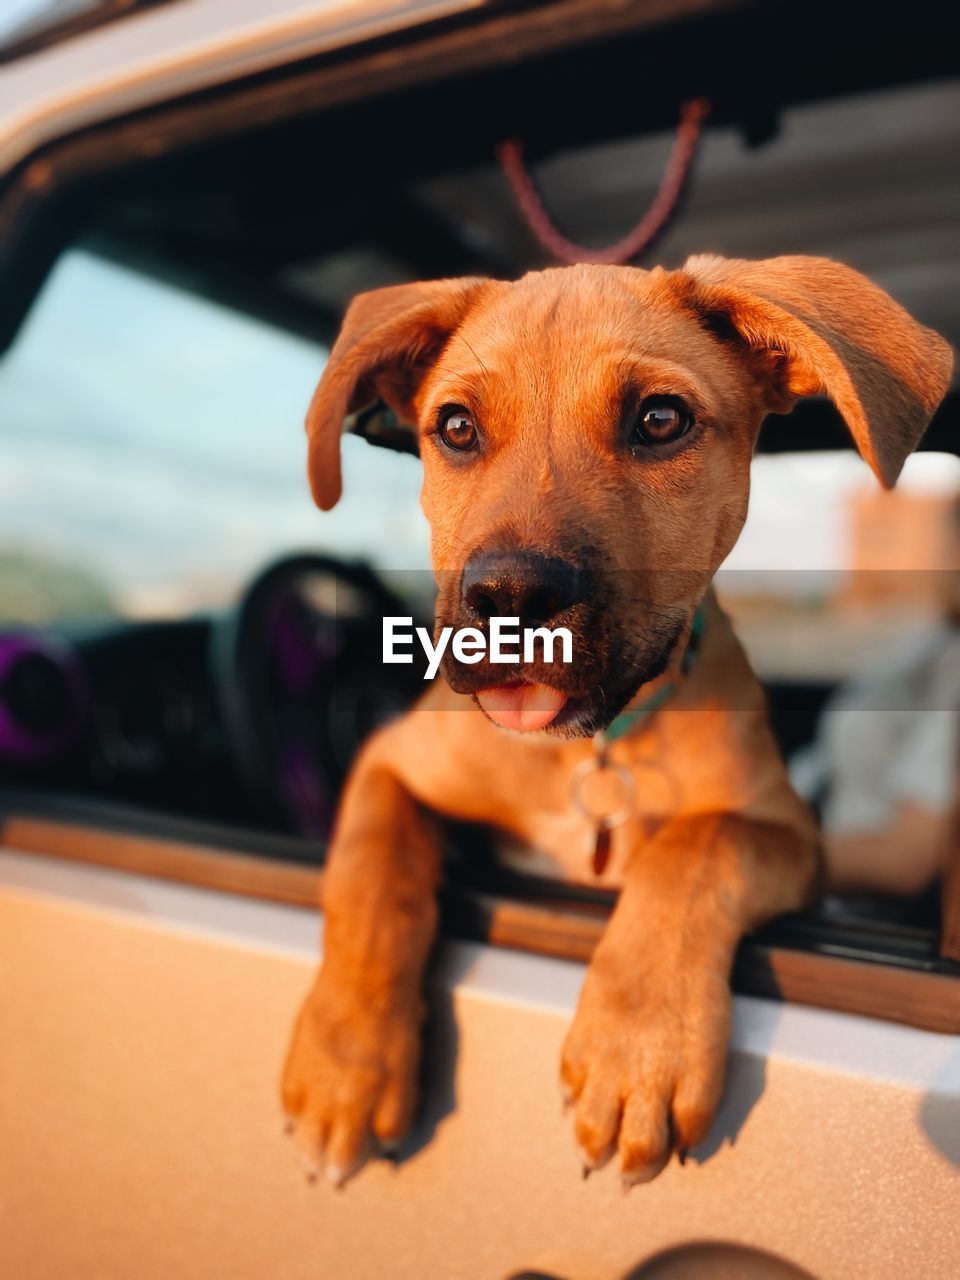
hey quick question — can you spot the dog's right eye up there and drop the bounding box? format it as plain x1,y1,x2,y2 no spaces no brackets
438,407,480,453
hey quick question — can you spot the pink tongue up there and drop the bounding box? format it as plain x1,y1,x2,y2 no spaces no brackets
476,683,568,732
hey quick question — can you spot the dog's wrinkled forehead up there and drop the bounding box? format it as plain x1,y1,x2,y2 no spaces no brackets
449,268,694,361
418,266,738,431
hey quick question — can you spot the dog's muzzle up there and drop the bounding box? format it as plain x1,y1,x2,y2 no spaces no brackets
437,548,591,731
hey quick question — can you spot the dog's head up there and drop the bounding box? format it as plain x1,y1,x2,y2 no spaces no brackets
306,256,953,738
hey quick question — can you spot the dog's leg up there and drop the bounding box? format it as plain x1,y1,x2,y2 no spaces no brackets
560,813,818,1185
281,744,442,1186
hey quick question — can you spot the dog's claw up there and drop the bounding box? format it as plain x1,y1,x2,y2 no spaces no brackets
291,1133,323,1182
581,1164,592,1182
677,1148,688,1167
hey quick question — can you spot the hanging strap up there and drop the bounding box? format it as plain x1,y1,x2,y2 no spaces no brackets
496,98,711,266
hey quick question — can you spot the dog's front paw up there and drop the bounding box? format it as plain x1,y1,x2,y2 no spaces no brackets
559,956,730,1185
281,970,422,1187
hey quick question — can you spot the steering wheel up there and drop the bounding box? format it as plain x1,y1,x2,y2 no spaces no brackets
212,554,427,842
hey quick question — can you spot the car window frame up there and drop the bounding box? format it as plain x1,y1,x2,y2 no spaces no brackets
0,0,175,68
1,798,958,1034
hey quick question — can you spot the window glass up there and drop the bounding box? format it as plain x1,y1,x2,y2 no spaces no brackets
0,250,429,624
720,450,960,681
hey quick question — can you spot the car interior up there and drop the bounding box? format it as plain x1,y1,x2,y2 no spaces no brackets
1,0,958,1035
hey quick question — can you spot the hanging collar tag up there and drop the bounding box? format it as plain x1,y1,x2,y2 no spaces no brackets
570,734,636,876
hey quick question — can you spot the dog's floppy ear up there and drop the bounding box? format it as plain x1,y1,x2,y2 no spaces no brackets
678,254,954,488
306,277,492,509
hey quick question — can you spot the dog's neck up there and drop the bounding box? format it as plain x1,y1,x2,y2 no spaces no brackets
604,604,707,746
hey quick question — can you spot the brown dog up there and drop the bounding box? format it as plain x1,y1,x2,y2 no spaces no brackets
281,256,953,1186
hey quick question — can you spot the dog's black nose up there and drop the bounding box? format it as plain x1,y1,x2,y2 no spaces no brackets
462,551,582,623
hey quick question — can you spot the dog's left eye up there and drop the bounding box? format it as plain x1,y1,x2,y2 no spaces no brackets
630,397,693,448
438,407,480,453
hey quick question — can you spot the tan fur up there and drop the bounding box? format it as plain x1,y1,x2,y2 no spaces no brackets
284,256,953,1185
